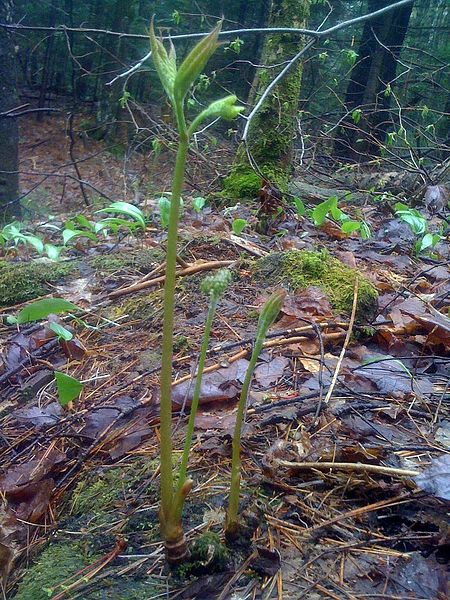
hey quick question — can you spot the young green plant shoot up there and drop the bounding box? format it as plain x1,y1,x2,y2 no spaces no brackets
171,269,231,538
225,289,285,537
149,20,243,563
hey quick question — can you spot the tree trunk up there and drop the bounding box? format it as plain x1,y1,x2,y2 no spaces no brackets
333,0,413,162
0,0,20,220
223,0,310,199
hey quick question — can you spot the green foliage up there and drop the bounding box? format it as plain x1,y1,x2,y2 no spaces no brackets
394,202,442,255
54,371,84,407
95,201,146,230
292,196,306,216
310,197,371,240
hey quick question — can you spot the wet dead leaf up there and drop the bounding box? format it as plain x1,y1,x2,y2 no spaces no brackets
254,355,289,387
415,454,450,500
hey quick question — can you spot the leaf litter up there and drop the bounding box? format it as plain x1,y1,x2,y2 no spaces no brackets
0,116,449,599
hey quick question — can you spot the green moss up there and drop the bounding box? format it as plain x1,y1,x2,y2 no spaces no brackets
88,248,164,275
109,289,164,325
255,249,378,320
0,259,76,307
177,532,229,578
71,461,150,517
13,543,87,600
222,170,262,199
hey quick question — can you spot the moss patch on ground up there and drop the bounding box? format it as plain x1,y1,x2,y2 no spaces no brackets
255,249,378,319
88,247,165,275
13,543,87,600
71,460,151,518
108,289,164,326
0,259,76,307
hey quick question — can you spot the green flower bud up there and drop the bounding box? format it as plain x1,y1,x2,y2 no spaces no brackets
201,268,232,299
205,95,244,121
149,18,177,101
174,22,221,103
257,289,286,335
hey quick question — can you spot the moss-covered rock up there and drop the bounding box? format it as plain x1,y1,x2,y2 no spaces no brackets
0,259,76,307
255,249,378,319
13,543,87,600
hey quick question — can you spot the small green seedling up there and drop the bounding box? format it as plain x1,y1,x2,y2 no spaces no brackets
232,218,247,236
54,371,83,407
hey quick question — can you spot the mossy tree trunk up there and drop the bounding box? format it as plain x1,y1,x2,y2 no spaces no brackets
224,0,310,199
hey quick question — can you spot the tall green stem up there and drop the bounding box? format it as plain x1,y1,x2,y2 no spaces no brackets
159,101,188,538
225,333,265,533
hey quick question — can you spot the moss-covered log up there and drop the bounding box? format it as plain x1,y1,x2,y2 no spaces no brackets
223,0,310,200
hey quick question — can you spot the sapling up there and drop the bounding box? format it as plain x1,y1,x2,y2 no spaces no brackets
149,20,243,563
225,289,285,537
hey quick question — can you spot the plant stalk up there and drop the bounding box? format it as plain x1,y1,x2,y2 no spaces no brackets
159,100,189,542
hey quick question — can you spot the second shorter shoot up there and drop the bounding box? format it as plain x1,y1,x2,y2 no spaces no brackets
225,289,285,536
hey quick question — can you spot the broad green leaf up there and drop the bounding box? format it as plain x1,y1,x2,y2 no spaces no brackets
48,322,73,341
62,229,97,244
232,218,247,236
54,371,83,407
75,214,96,231
174,22,221,102
17,298,80,324
360,222,372,240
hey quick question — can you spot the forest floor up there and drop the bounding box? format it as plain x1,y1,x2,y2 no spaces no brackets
0,113,449,599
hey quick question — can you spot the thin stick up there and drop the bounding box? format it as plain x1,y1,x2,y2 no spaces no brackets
277,460,419,478
108,260,234,298
321,280,359,407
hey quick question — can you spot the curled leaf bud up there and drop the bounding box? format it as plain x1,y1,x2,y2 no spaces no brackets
149,18,177,101
257,289,286,335
201,268,232,299
174,22,222,102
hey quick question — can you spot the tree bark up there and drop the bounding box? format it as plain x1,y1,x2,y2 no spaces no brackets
0,0,20,220
224,0,310,199
333,0,413,162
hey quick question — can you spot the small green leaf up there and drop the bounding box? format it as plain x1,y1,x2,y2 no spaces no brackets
232,218,247,236
44,244,63,261
311,198,333,226
352,109,362,124
149,18,177,100
95,202,146,229
158,196,171,228
48,322,73,341
17,298,80,324
341,220,361,234
192,196,206,213
54,371,83,407
292,197,305,216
